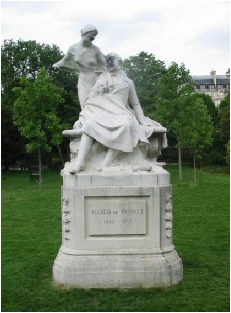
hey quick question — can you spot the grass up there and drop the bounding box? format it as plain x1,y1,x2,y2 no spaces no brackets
1,167,230,312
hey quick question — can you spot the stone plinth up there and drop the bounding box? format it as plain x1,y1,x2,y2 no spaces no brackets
53,167,183,288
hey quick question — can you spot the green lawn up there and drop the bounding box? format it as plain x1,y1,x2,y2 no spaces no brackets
1,167,230,312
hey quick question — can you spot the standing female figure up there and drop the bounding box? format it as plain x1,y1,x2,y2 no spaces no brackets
53,24,107,109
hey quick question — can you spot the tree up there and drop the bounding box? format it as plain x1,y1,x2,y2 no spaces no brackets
194,93,230,166
123,51,166,114
178,95,213,182
155,62,213,180
1,39,79,118
1,39,80,165
154,62,193,179
13,67,64,188
194,93,219,125
2,39,65,107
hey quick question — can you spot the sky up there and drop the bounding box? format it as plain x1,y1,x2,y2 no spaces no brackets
1,0,230,76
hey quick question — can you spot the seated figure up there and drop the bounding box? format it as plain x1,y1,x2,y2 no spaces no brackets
63,53,167,174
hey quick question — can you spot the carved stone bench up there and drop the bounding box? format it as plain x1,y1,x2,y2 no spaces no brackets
62,126,167,174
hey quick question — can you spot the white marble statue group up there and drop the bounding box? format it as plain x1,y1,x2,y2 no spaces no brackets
53,25,167,174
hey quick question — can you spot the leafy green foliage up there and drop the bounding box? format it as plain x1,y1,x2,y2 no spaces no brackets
13,67,64,153
154,62,214,179
198,91,229,166
1,39,80,166
1,105,26,168
123,51,166,114
225,141,230,165
179,95,213,153
215,90,230,165
154,62,193,127
1,39,64,107
218,89,230,144
1,40,229,168
194,93,219,125
1,38,80,128
155,62,213,152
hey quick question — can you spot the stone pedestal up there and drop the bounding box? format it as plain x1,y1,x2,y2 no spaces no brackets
53,167,183,288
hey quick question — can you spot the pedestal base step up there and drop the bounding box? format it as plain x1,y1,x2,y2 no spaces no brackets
53,249,183,288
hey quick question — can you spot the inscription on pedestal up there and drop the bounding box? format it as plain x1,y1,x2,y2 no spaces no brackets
85,196,147,236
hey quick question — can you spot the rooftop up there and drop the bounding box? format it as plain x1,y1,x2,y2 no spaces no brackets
192,74,229,85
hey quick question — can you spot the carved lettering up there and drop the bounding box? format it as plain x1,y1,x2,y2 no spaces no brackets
121,208,144,214
86,197,147,236
91,209,112,215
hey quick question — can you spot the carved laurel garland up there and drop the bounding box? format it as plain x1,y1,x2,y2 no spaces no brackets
165,194,173,238
62,197,71,240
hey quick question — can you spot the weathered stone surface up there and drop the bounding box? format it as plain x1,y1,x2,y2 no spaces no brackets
53,40,182,288
53,170,183,288
59,53,167,175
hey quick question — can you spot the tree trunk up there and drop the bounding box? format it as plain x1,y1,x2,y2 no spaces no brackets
38,147,42,189
193,153,197,183
64,138,71,161
57,144,65,167
177,137,183,180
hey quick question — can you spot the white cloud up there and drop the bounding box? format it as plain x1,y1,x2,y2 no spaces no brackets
1,0,230,75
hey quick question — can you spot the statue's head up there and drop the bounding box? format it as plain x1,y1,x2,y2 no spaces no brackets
81,25,98,41
106,53,123,72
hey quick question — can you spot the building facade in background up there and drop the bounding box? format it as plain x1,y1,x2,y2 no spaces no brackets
192,69,230,107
